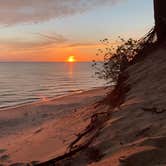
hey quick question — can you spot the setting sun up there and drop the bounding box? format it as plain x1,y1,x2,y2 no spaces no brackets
67,56,76,62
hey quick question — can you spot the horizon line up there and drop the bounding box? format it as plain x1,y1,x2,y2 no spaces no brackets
0,61,103,63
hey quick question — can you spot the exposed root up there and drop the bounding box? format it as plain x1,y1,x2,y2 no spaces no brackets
37,111,110,166
102,71,130,108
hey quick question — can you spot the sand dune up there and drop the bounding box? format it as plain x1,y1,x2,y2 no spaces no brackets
35,45,166,166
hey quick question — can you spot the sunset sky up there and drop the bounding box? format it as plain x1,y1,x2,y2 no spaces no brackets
0,0,153,62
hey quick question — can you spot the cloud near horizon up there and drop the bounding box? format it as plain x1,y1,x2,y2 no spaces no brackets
0,32,69,50
0,0,123,25
0,32,98,49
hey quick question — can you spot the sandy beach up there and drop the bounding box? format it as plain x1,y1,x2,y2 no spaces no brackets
0,87,110,165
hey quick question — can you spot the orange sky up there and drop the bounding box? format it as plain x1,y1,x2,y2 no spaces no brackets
0,42,105,62
0,0,153,62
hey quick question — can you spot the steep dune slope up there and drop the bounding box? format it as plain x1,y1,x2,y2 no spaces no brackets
41,45,166,166
88,46,166,166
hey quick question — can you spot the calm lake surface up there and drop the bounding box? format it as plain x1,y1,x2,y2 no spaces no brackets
0,62,105,109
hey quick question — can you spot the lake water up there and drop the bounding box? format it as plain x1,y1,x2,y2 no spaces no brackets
0,62,105,110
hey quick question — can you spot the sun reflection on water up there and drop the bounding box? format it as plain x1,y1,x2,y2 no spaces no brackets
68,63,74,78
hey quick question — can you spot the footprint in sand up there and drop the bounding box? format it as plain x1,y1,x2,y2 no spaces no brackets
0,149,6,154
0,154,10,162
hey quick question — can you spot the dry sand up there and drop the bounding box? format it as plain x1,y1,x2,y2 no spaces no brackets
0,87,110,165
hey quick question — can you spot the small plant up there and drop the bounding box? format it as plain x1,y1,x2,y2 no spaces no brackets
93,37,144,84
